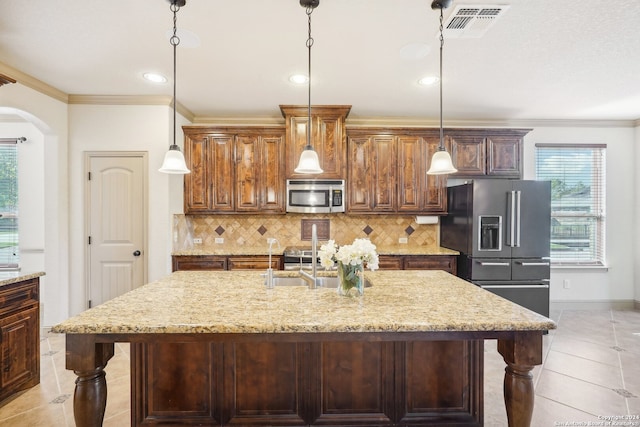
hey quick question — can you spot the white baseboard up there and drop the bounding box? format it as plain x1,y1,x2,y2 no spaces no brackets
551,299,637,311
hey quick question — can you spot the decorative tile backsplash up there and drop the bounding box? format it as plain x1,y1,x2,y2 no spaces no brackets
173,214,440,252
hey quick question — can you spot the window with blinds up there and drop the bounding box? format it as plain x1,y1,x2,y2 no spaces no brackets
0,141,19,269
535,144,606,266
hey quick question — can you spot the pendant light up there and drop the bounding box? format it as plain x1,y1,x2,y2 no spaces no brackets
159,0,190,174
426,0,457,175
294,0,323,174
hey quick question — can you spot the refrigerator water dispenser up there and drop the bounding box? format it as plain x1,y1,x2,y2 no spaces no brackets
478,216,502,251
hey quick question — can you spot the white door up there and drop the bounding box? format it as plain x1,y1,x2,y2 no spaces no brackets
87,153,147,308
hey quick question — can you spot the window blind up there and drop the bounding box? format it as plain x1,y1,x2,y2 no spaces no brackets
0,140,19,268
535,144,606,265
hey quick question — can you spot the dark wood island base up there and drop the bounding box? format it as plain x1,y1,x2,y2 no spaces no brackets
65,331,542,427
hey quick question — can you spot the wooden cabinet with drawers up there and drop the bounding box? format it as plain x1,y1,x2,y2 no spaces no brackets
0,277,40,405
377,255,457,275
172,255,282,272
173,255,455,274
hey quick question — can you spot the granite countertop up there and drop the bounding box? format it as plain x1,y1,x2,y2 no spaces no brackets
0,271,45,288
52,270,555,335
172,246,459,256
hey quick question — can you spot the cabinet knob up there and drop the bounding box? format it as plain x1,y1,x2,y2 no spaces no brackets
133,250,141,257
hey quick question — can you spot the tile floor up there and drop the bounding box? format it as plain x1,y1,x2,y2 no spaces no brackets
0,309,639,426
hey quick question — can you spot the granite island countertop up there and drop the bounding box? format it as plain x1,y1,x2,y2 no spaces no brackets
52,270,554,335
0,271,45,288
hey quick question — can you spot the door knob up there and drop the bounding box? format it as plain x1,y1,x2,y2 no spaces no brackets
133,250,141,256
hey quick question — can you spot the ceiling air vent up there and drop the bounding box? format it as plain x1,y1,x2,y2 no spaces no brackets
442,4,510,39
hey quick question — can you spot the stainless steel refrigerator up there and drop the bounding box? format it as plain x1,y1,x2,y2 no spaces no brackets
440,180,551,317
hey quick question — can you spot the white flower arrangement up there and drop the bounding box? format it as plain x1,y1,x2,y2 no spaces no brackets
319,238,379,271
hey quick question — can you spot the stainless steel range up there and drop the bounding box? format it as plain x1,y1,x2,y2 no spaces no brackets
283,246,332,271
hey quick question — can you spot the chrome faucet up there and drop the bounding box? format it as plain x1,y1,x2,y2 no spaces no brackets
265,237,280,289
299,224,318,289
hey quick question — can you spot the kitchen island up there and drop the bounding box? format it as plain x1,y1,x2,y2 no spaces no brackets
52,270,555,427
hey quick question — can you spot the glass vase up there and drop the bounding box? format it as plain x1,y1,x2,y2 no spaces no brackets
337,261,364,297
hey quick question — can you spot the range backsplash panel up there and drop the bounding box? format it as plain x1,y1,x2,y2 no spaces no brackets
173,214,439,252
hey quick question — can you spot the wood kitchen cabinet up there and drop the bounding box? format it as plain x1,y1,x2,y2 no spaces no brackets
280,105,351,179
132,339,481,426
377,255,457,275
172,255,282,272
0,278,40,404
448,128,531,178
171,255,227,271
227,255,282,270
183,127,286,214
346,128,447,214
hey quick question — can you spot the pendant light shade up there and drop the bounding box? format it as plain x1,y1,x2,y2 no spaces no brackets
159,0,190,175
426,147,457,175
295,147,323,174
294,0,323,175
159,144,190,174
426,0,457,176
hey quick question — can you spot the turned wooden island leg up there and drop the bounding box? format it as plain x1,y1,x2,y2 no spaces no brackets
73,367,108,427
65,334,114,427
503,361,535,426
498,332,543,427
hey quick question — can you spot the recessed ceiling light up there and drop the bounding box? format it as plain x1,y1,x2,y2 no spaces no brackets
143,72,167,83
418,76,439,86
289,74,309,84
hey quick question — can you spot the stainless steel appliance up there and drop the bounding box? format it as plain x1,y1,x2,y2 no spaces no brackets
286,179,345,213
440,180,551,317
283,246,332,271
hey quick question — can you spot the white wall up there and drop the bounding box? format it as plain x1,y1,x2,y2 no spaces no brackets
636,124,640,307
523,125,637,308
68,104,185,317
0,83,69,327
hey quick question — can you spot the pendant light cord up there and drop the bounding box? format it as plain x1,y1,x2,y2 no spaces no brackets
170,2,181,149
438,6,444,150
306,5,314,149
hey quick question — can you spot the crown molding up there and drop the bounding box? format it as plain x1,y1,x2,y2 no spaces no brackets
344,116,638,129
0,61,68,103
68,95,195,122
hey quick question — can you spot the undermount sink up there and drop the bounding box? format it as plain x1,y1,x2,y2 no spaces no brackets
265,275,372,288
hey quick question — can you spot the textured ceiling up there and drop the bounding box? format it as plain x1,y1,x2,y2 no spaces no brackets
1,0,639,122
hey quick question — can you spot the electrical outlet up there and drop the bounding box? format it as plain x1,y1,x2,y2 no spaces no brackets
563,279,570,289
398,237,408,244
193,238,202,244
215,237,224,244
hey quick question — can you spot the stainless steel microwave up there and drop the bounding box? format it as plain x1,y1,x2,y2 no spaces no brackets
286,179,345,213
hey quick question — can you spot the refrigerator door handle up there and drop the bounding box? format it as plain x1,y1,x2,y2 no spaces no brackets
480,284,550,290
517,261,551,266
515,190,522,247
477,261,510,266
507,190,516,247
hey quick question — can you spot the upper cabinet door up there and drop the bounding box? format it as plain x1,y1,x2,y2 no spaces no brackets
486,135,522,177
235,135,260,211
396,136,422,212
280,105,351,179
183,134,211,212
210,135,235,212
346,136,373,212
259,134,285,212
449,133,486,176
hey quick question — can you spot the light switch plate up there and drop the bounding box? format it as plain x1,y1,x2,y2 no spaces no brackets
215,238,224,244
193,238,202,244
399,237,408,244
